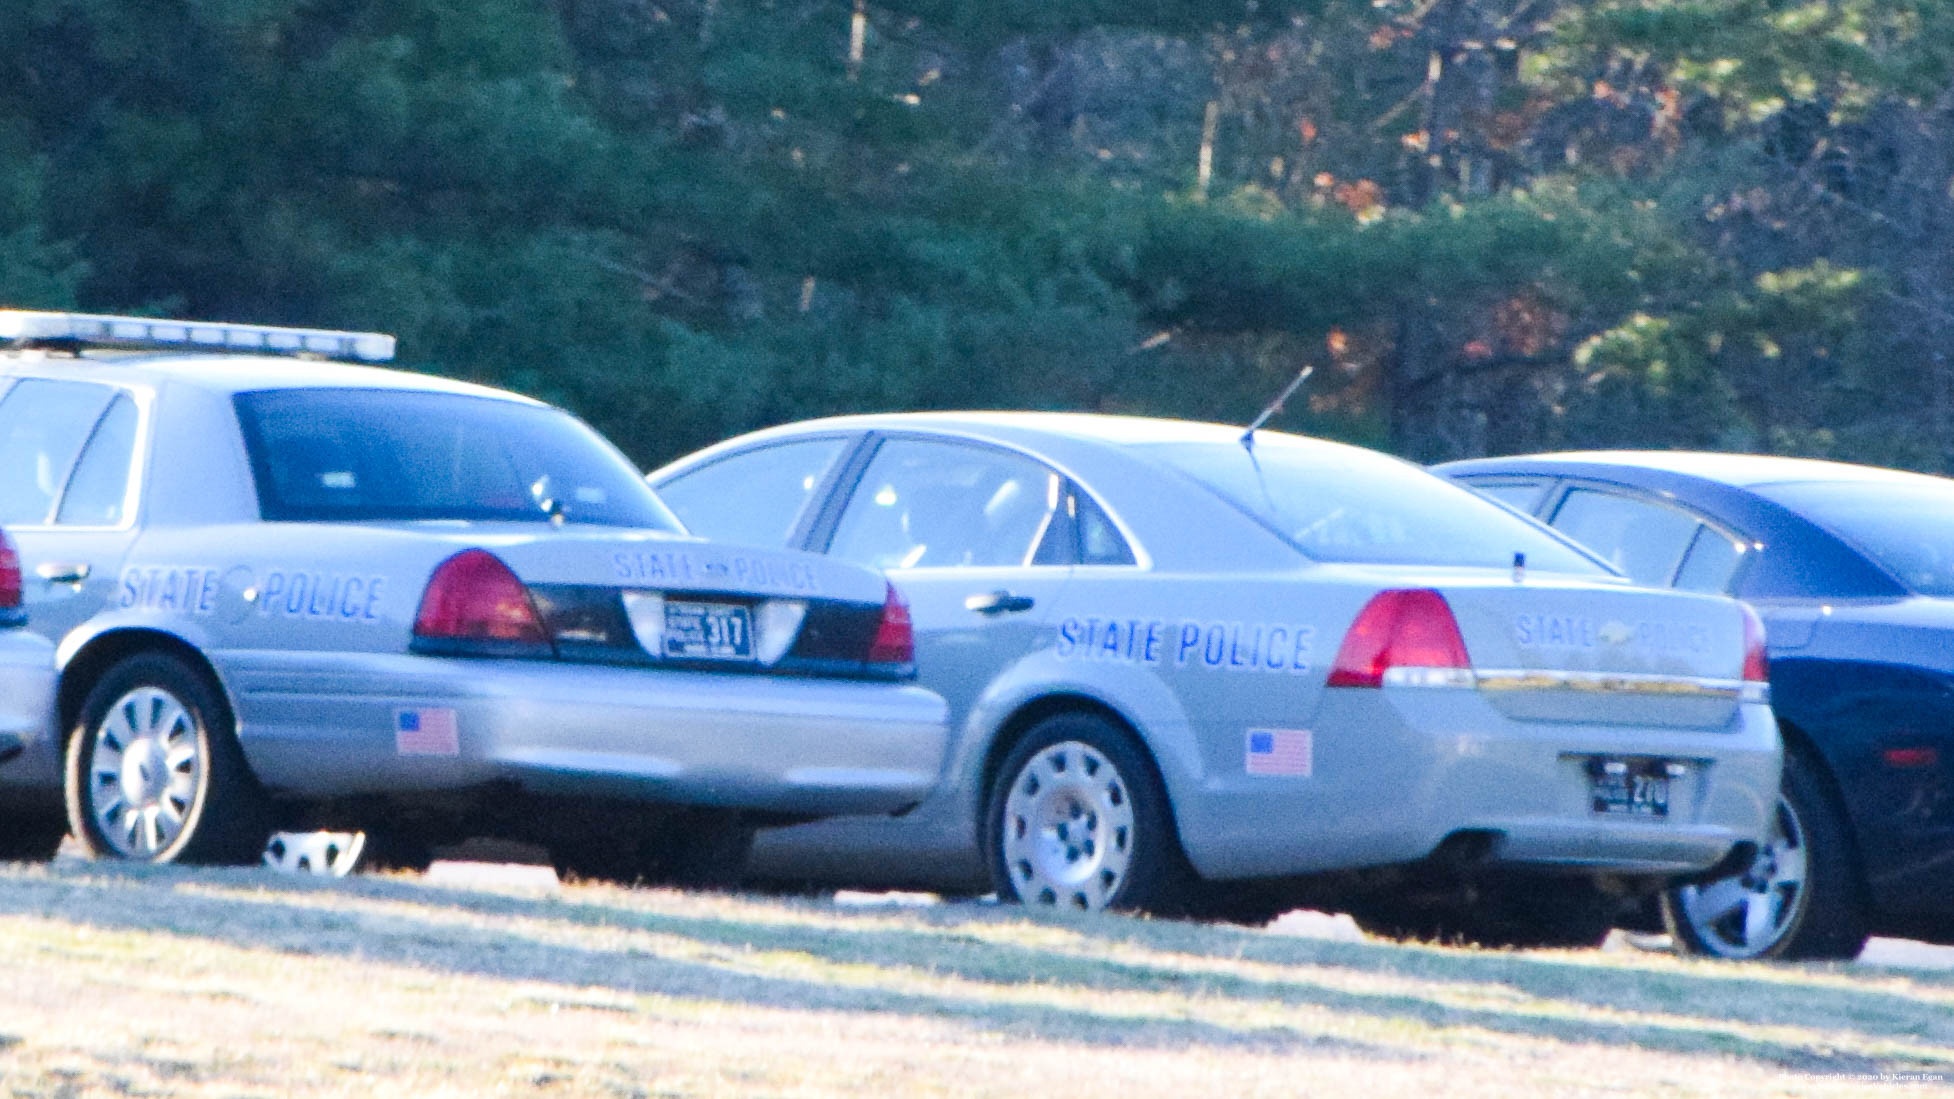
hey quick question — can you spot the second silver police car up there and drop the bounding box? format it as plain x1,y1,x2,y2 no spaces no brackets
0,311,946,882
653,412,1781,943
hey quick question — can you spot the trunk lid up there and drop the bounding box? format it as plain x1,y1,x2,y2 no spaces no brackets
1336,565,1754,728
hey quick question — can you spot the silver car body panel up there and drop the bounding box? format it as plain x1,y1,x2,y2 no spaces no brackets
651,413,1781,890
0,349,948,819
0,629,57,800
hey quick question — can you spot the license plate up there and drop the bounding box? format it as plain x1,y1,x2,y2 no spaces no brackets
1587,757,1671,818
661,601,754,661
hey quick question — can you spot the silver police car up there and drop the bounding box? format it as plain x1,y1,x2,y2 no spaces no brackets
652,413,1782,943
0,311,946,881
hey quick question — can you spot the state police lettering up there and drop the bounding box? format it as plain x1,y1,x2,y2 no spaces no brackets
1513,613,1710,654
1054,616,1314,673
614,549,821,594
118,566,224,614
118,565,387,620
257,570,387,620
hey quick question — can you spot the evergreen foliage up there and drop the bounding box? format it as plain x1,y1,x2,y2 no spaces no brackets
0,0,1948,468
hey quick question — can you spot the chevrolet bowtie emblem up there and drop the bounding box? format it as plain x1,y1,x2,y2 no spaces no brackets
1598,621,1635,646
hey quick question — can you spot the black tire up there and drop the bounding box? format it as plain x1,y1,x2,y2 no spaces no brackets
1189,881,1298,928
554,808,754,890
1353,883,1616,950
359,830,437,875
984,712,1198,916
1661,749,1868,960
0,814,67,862
64,651,271,865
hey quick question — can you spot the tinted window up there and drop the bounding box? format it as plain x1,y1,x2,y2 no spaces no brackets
57,394,140,526
1549,488,1699,586
1756,479,1954,597
0,379,116,525
1075,490,1136,566
829,439,1061,569
1674,524,1746,594
657,437,848,547
1143,438,1604,572
235,388,680,528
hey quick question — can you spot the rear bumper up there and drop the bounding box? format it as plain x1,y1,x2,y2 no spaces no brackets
219,651,949,817
1177,689,1782,882
0,631,58,800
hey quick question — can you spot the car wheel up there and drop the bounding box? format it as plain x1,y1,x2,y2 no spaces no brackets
554,808,753,890
1661,750,1868,960
64,652,271,865
986,713,1197,916
0,814,67,862
263,831,368,877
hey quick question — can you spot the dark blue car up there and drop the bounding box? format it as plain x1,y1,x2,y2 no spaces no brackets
1437,451,1954,960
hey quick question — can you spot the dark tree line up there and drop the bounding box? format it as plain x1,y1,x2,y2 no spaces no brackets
3,0,1951,469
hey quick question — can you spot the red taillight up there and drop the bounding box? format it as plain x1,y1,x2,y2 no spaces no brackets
866,582,914,666
0,528,20,610
1740,604,1769,683
1326,589,1471,688
413,549,548,645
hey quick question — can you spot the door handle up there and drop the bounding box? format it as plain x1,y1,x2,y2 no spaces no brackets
965,590,1035,615
36,561,91,585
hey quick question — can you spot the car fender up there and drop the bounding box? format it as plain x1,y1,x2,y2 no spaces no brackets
958,643,1198,825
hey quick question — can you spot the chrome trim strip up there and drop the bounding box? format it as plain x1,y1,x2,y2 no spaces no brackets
1475,668,1765,702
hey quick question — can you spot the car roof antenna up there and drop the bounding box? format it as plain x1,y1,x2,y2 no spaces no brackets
1240,365,1314,452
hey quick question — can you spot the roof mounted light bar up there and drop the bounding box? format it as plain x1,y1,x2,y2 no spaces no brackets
0,310,396,363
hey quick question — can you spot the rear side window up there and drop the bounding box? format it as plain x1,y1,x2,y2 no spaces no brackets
1548,488,1699,586
828,438,1062,569
56,393,140,526
235,388,680,529
0,378,117,525
657,437,849,547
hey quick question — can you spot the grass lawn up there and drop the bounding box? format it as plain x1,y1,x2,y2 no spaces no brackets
2,860,1950,1097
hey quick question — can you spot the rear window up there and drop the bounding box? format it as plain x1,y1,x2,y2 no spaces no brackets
1754,479,1954,597
235,388,681,529
1141,438,1608,573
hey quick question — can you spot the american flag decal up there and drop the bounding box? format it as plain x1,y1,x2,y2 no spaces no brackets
1245,728,1312,777
395,707,460,756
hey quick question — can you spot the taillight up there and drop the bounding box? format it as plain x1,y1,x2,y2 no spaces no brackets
1742,598,1774,700
1326,589,1472,688
0,528,20,612
412,549,550,652
866,582,914,667
1740,603,1769,684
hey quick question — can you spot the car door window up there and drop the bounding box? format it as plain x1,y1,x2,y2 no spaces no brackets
1548,488,1699,586
0,378,118,525
829,439,1061,570
56,393,140,526
656,437,849,548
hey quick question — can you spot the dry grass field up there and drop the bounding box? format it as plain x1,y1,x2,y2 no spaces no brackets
2,860,1952,1097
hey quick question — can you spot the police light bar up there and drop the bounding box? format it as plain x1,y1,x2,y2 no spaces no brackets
0,310,396,363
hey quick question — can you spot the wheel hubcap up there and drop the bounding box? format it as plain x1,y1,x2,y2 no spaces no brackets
264,832,368,877
1674,793,1807,957
1001,740,1135,910
88,687,205,859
